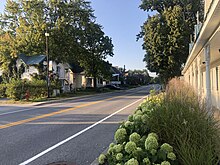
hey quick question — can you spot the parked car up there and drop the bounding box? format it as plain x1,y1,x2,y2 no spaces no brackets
104,84,121,90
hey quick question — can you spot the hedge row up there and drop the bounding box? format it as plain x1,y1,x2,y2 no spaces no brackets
0,79,60,100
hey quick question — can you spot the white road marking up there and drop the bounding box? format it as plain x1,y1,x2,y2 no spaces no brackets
0,95,108,116
0,87,148,116
19,96,146,165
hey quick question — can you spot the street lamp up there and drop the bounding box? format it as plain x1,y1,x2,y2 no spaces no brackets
45,32,50,98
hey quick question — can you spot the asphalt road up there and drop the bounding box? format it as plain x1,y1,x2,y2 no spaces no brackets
0,85,158,165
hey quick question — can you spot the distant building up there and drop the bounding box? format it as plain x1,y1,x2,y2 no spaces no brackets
15,54,105,92
182,0,220,110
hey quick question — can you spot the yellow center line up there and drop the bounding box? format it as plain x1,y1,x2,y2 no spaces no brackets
0,94,127,130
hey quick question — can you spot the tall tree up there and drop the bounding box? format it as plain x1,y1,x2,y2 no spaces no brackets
0,0,114,84
139,1,203,83
0,0,46,80
78,23,114,88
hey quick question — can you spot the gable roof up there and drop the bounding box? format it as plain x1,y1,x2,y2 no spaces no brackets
111,66,122,75
18,54,46,65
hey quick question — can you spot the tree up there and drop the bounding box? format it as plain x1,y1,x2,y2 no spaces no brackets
140,0,203,20
0,0,114,85
139,1,203,83
78,22,114,88
125,69,151,85
0,0,47,81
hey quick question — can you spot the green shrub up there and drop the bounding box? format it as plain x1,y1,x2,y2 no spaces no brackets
102,132,177,165
99,78,220,165
125,141,137,154
148,79,220,165
5,79,24,100
145,134,159,151
125,158,139,165
129,132,141,144
0,83,6,97
27,79,47,100
114,128,127,144
4,79,57,100
98,154,106,165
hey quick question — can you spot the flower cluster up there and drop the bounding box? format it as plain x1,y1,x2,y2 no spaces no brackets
98,94,177,165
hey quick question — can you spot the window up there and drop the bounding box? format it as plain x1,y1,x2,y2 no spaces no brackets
216,67,219,91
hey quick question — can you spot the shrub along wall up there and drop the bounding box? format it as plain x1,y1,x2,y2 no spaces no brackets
99,79,220,165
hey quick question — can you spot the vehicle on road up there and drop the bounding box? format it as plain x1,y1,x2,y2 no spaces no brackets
103,84,121,90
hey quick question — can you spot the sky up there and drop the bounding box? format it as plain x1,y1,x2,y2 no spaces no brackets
0,0,156,76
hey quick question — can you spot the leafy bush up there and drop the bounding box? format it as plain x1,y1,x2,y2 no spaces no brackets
0,83,6,97
5,79,24,100
147,79,220,165
4,78,61,100
26,79,48,100
98,78,220,165
99,131,177,165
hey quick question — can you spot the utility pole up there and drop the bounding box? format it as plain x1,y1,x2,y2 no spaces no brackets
45,32,50,98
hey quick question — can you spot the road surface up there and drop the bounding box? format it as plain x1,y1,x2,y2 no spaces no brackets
0,85,158,165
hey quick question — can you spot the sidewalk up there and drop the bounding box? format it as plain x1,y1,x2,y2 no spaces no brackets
0,85,149,106
0,89,127,106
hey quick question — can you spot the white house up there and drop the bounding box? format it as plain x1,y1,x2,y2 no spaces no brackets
182,0,220,110
16,54,46,80
16,54,75,92
16,54,106,91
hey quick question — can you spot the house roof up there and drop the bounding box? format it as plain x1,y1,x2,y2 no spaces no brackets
111,66,122,75
18,54,46,65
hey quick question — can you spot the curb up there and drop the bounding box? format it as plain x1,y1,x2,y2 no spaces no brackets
31,86,143,106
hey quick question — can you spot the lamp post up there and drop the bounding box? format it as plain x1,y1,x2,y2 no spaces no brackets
45,32,50,98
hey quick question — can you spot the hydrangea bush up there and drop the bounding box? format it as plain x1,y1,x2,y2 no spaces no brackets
99,81,220,165
98,94,178,165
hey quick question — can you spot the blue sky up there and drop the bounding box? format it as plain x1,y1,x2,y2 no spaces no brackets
90,0,155,72
0,0,156,76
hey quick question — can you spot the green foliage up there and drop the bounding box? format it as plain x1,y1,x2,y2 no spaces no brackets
0,83,6,97
99,78,220,165
139,0,203,83
140,0,203,18
167,152,176,161
103,131,177,165
160,143,173,153
3,78,60,100
114,128,127,144
161,161,171,165
116,153,123,161
125,69,151,86
145,134,159,151
147,79,220,165
0,0,113,85
5,79,24,100
129,132,141,144
125,158,139,165
98,154,106,165
143,157,151,165
125,141,137,154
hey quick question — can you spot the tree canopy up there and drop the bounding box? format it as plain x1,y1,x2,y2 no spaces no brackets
0,0,114,84
139,0,203,83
